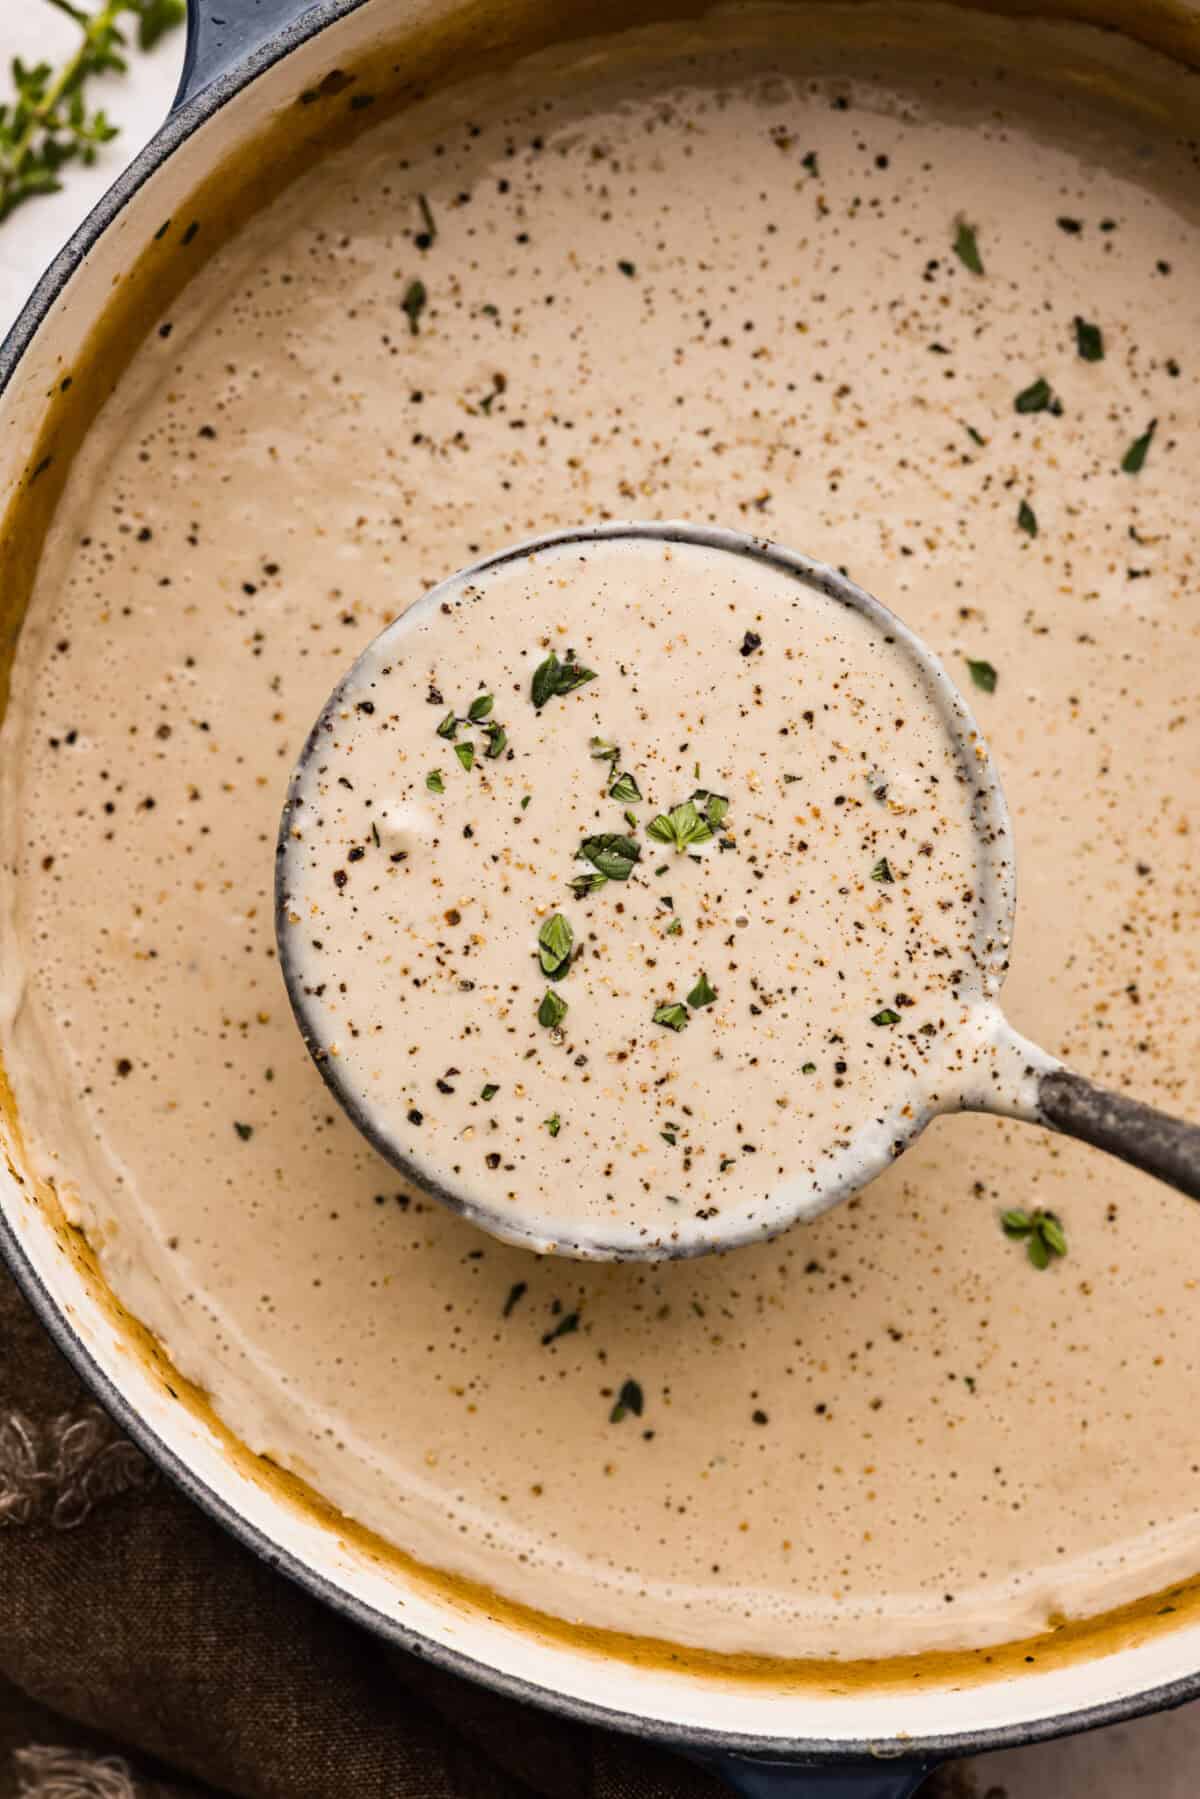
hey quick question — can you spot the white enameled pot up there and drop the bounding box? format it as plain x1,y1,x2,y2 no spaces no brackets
2,4,1199,1794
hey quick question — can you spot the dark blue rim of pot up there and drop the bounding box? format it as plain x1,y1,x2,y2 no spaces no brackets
3,4,1200,1790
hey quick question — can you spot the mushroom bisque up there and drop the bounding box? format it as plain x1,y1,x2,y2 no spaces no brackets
3,9,1200,1668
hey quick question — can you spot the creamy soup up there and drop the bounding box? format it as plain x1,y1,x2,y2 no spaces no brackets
3,7,1200,1663
279,530,1015,1256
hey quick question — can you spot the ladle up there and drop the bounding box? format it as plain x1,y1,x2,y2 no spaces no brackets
276,522,1200,1259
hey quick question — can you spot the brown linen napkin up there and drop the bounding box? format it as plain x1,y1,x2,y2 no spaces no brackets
0,1266,985,1799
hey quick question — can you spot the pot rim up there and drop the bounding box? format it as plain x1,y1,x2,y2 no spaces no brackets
3,0,1200,1762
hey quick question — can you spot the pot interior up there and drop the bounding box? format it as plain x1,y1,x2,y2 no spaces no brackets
3,0,1200,1755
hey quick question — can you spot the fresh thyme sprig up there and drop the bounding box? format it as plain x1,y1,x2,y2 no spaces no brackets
0,0,184,228
1001,1206,1068,1270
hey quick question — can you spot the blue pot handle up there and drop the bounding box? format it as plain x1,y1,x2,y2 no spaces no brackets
174,0,324,110
687,1751,935,1798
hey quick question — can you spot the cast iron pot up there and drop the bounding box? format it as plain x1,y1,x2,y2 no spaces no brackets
2,2,1199,1794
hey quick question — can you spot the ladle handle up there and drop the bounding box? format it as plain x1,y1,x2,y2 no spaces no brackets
1038,1068,1200,1200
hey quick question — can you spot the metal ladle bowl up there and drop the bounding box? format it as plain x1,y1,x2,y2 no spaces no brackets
276,522,1200,1259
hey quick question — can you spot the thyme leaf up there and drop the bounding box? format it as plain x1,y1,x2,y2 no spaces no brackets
646,792,727,852
966,657,997,693
1001,1207,1067,1268
0,0,184,229
1073,316,1104,362
1121,419,1157,474
687,971,717,1009
537,912,574,981
577,833,641,881
402,279,427,334
1014,376,1059,414
609,1378,644,1423
653,1001,690,1032
952,217,984,275
537,989,568,1030
531,648,597,709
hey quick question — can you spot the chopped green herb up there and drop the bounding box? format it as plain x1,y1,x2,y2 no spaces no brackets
436,711,458,739
801,150,819,175
537,912,574,980
1001,1207,1067,1269
577,833,641,880
1121,419,1157,474
531,648,597,709
617,258,636,277
964,423,986,447
801,1061,817,1074
402,279,427,334
502,1280,527,1317
687,971,717,1009
417,192,436,244
0,0,185,230
966,658,997,693
646,797,719,853
233,1121,253,1141
653,1001,690,1032
537,989,568,1030
426,768,445,793
1017,499,1038,538
609,1377,644,1423
871,1008,901,1026
468,693,494,722
783,773,802,784
1073,316,1104,362
568,870,609,897
483,722,507,759
1041,1214,1068,1256
520,795,531,810
480,1083,499,1101
544,1113,562,1137
589,736,619,762
454,741,475,772
665,918,683,936
371,821,381,848
952,217,984,275
609,770,642,804
695,789,729,828
871,857,895,883
1014,376,1056,414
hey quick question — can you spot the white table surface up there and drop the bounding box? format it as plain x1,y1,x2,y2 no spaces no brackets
2,9,1198,1794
